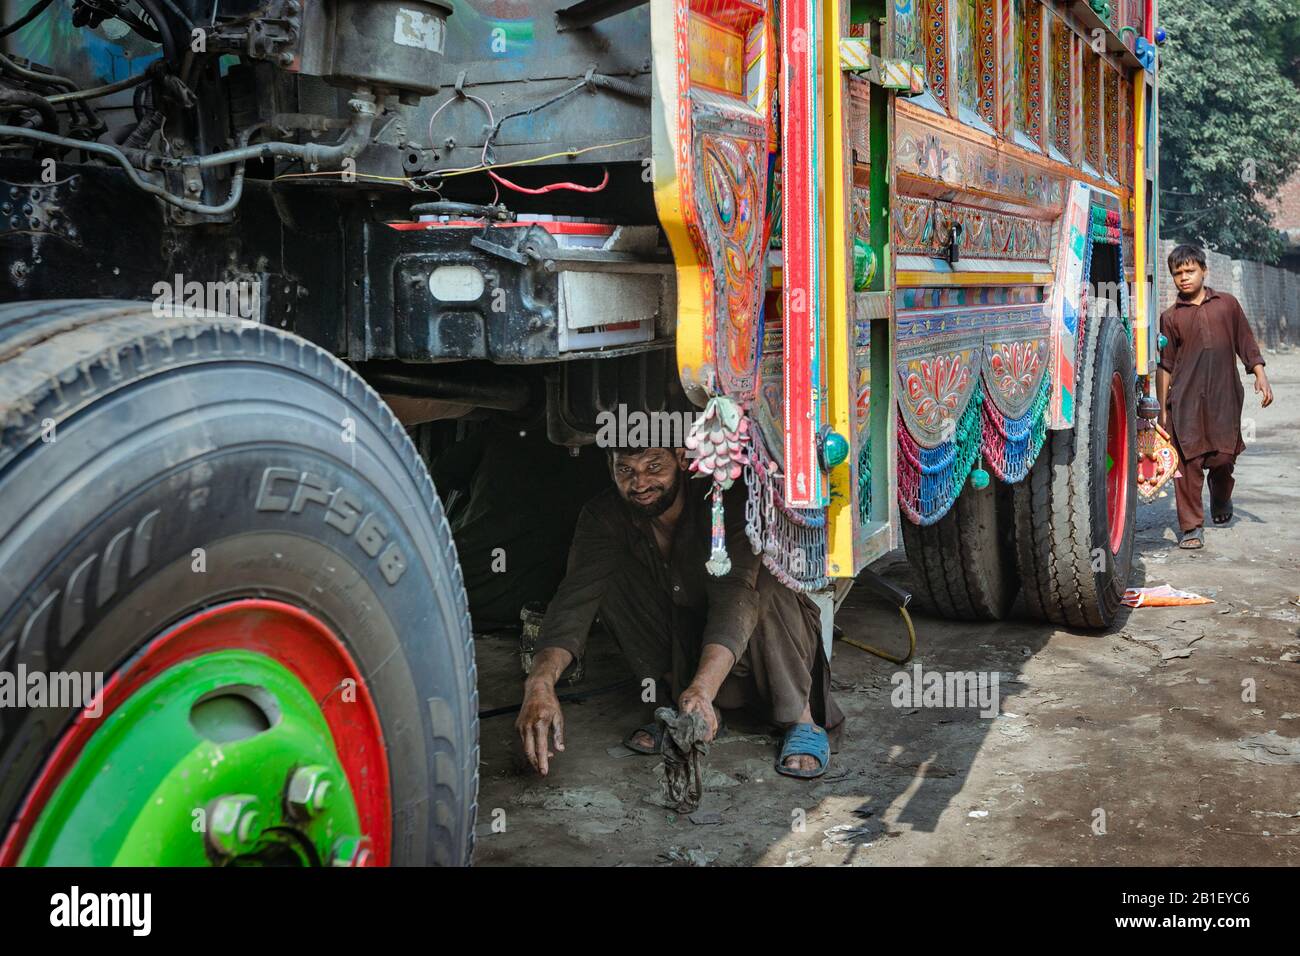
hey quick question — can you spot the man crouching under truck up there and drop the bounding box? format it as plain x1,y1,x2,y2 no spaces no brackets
516,443,844,780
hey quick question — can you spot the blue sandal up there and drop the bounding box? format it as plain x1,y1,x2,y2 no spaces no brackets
775,723,830,779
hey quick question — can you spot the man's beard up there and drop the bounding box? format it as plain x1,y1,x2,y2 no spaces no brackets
626,469,681,517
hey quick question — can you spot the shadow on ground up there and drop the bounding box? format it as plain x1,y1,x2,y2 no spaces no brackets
475,353,1300,866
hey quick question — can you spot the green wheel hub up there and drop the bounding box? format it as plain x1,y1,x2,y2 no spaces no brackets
20,649,367,866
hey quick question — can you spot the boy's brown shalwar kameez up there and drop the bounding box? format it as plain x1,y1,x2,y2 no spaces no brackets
536,481,843,739
1158,287,1265,532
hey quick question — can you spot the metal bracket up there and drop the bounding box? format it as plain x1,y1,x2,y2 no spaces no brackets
470,234,530,266
838,38,924,96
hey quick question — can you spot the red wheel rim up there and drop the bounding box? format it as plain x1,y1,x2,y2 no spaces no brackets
0,599,392,866
1105,372,1129,555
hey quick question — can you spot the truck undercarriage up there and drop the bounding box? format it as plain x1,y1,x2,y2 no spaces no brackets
0,0,1159,866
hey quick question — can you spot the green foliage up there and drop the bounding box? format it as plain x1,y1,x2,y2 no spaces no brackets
1158,0,1300,261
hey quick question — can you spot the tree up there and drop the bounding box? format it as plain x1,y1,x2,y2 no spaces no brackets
1158,0,1300,261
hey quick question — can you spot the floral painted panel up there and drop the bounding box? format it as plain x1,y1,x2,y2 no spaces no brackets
1120,75,1134,187
1050,15,1070,157
895,113,1067,209
1012,0,1026,133
895,0,920,60
1104,65,1120,181
1083,50,1101,170
1025,0,1044,147
977,0,996,128
926,0,948,110
955,0,978,115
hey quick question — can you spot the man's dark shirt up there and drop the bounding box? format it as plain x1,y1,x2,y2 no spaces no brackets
1158,287,1265,459
536,480,763,667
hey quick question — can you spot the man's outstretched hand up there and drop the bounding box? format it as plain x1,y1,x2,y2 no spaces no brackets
516,677,565,775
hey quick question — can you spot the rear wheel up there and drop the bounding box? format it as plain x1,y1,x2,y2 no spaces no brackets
901,478,1020,621
1012,308,1136,628
0,300,477,866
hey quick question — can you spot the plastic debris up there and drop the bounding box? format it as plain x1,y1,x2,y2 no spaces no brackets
1121,585,1214,608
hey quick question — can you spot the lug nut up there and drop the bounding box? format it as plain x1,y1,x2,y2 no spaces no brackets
286,764,335,818
328,835,373,867
206,794,263,860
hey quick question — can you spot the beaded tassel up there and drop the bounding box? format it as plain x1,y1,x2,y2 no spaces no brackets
897,384,985,525
686,397,748,577
981,372,1052,483
705,483,731,576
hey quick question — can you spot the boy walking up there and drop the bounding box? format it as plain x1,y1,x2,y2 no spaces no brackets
1157,245,1273,550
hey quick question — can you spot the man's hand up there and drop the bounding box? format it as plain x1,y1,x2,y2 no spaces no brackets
515,647,573,776
516,679,565,775
1253,365,1274,408
677,643,736,743
678,684,719,742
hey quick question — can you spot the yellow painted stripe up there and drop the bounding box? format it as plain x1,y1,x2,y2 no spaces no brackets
825,0,855,577
649,3,708,399
896,270,1053,286
1132,77,1149,372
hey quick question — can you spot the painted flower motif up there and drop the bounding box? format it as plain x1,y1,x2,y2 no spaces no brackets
988,340,1043,402
905,352,973,429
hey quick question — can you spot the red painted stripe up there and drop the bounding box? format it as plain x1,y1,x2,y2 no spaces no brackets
386,220,614,235
781,0,817,506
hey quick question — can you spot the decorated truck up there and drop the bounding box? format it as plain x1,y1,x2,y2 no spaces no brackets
0,0,1158,866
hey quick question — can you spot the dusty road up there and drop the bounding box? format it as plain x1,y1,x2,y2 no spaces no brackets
475,351,1300,866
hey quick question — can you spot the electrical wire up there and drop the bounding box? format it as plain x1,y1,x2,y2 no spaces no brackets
476,72,647,165
272,168,438,189
487,166,609,195
425,88,495,160
46,70,152,103
422,135,648,181
0,0,54,37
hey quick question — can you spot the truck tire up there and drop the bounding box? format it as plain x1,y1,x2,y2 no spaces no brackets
1012,308,1136,628
901,479,1019,620
0,300,477,866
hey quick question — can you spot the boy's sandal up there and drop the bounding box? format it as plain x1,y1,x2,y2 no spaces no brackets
622,722,665,755
1211,498,1233,525
774,722,830,780
1179,527,1204,549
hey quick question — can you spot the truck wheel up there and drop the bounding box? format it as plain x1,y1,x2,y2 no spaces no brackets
1012,308,1136,628
0,301,477,866
901,479,1020,620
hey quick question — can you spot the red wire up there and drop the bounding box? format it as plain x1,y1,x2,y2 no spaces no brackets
486,167,610,195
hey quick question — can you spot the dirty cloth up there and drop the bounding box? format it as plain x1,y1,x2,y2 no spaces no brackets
1172,449,1236,533
1158,287,1265,461
655,706,709,813
537,481,844,738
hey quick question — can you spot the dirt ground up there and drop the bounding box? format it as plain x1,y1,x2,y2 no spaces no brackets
475,351,1300,867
